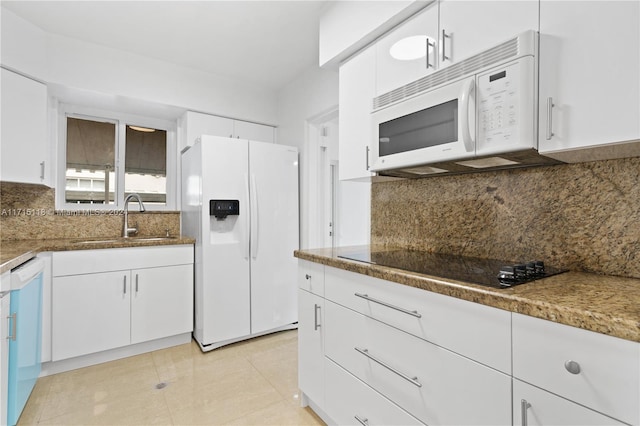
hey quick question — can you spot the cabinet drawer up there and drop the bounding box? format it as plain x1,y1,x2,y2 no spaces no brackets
53,245,194,276
325,300,511,426
298,260,324,296
514,379,625,426
326,358,423,426
325,266,511,373
513,313,639,425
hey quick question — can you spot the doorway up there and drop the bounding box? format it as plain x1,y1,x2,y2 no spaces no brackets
307,107,338,249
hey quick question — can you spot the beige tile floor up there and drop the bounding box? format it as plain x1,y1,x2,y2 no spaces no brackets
18,330,325,425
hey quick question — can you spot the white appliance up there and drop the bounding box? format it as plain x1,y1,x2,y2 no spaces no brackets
6,257,44,426
181,135,299,351
0,288,9,426
371,30,561,178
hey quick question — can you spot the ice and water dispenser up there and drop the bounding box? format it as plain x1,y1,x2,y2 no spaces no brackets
208,200,241,245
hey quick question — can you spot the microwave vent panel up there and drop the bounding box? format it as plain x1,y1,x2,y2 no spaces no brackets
373,33,528,110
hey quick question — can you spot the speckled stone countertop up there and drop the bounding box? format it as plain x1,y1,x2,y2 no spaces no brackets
295,246,640,343
0,236,195,274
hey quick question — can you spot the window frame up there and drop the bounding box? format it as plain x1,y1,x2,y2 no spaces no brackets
57,104,177,211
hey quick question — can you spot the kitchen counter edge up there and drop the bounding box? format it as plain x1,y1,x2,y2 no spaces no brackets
0,237,196,274
294,247,640,343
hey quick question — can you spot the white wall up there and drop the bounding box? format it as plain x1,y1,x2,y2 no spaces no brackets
276,64,370,250
1,8,278,125
277,65,337,249
0,7,48,79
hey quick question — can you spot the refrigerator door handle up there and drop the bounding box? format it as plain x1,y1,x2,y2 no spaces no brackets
244,173,251,259
250,174,259,259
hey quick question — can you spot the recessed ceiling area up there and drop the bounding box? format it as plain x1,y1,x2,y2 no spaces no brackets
1,0,327,92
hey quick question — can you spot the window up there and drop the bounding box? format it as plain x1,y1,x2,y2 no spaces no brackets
58,105,176,210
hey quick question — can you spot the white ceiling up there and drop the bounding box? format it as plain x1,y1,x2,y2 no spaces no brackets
2,0,327,92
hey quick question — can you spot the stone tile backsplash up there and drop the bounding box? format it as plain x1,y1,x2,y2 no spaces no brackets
371,157,640,278
0,182,180,240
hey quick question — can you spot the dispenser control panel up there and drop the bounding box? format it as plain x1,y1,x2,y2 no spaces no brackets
210,200,239,219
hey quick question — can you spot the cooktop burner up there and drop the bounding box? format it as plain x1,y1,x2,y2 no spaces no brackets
337,250,567,289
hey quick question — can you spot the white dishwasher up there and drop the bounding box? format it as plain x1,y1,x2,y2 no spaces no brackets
6,257,44,426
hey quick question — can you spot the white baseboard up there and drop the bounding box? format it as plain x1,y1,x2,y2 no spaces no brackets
40,333,192,376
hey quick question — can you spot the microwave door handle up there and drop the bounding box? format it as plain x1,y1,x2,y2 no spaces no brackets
460,78,476,152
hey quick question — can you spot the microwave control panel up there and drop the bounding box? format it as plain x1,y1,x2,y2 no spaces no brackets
477,61,521,146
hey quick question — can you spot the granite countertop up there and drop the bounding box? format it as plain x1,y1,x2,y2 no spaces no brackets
0,236,196,274
295,246,640,343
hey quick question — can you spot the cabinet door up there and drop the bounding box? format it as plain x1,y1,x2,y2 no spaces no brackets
298,289,324,409
339,47,376,181
52,271,131,361
130,264,193,344
233,120,275,143
375,4,439,96
184,111,234,149
538,1,640,154
438,0,538,67
0,68,49,186
514,379,625,426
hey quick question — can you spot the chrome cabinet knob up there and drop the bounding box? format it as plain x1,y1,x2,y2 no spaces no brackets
564,360,581,374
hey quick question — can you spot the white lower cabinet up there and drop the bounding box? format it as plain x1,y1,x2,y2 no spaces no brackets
325,359,422,426
299,261,639,426
298,261,512,426
51,246,194,361
514,379,625,426
130,265,194,344
324,266,511,374
512,313,639,425
52,270,131,360
298,288,325,409
325,299,511,426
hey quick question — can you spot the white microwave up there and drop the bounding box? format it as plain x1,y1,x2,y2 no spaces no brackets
371,30,560,177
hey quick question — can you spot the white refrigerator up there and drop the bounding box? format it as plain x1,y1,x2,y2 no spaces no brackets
181,135,299,351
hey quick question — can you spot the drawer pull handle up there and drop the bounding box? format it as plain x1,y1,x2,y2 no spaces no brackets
521,399,531,426
564,360,581,375
355,347,422,388
314,304,321,331
354,415,369,426
354,293,422,318
305,274,311,280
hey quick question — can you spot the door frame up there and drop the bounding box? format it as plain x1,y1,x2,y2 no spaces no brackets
305,106,338,249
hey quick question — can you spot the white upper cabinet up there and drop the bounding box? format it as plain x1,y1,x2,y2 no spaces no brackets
1,68,50,186
339,47,377,181
538,1,640,157
232,120,275,143
183,111,234,149
438,0,539,66
375,1,538,97
181,110,275,151
375,3,439,96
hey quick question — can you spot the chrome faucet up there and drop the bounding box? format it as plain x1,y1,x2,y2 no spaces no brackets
123,193,146,237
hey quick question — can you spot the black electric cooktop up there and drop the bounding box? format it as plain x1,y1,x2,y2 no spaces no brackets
338,249,567,289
